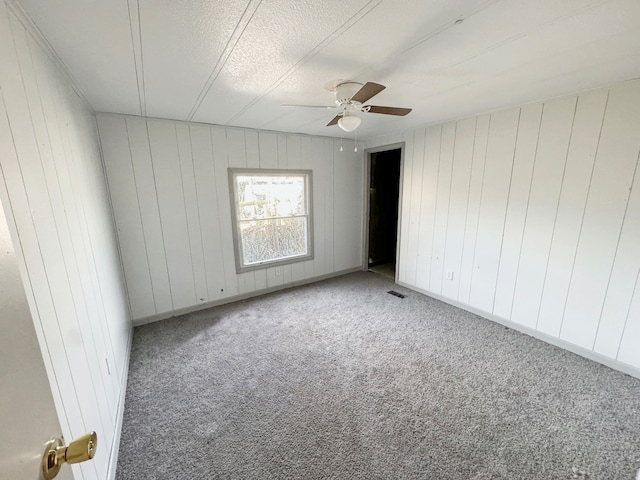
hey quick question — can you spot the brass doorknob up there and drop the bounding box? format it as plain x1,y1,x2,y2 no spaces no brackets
42,432,97,479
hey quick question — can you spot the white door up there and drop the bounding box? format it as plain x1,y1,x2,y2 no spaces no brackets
0,200,74,480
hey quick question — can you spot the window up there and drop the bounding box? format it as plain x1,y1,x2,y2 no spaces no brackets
228,168,313,272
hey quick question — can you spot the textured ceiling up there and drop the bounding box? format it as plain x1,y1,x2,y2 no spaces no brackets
17,0,640,138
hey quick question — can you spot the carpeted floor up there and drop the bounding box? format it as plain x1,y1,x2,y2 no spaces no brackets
368,262,395,280
116,272,640,479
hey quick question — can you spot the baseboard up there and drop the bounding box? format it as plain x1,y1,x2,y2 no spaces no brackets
106,326,134,480
133,267,363,327
397,281,640,381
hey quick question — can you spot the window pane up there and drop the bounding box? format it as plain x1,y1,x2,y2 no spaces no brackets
230,168,313,272
236,175,306,220
240,217,308,265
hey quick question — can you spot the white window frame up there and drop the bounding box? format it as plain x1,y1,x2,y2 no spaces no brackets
228,168,313,273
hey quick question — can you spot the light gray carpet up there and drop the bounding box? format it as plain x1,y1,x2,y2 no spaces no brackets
116,272,640,479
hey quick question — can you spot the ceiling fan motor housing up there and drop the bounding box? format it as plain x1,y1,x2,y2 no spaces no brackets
334,81,362,107
321,80,410,129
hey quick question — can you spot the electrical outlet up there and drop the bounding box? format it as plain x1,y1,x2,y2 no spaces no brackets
275,267,282,277
446,271,454,281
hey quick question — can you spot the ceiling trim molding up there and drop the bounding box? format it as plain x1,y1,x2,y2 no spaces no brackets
187,0,263,122
4,0,92,110
96,110,369,144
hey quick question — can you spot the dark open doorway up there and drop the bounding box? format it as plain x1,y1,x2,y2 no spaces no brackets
367,147,401,280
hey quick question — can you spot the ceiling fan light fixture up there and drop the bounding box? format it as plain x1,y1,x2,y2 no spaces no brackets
338,114,361,132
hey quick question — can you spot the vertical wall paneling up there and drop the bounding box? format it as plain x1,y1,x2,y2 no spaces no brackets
190,124,225,302
227,128,256,294
333,138,363,271
124,116,172,314
458,115,490,303
258,131,278,168
0,40,89,475
40,27,112,384
277,134,288,169
297,137,312,171
617,272,640,367
411,128,428,289
96,83,640,378
210,127,240,297
412,128,432,291
430,122,456,294
594,155,640,357
388,133,403,146
10,18,115,462
99,115,365,321
536,91,608,336
393,80,640,372
323,138,335,275
1,3,131,478
300,136,314,280
404,130,423,285
311,137,326,277
65,95,128,386
469,108,519,312
98,115,155,319
287,135,306,283
492,104,542,319
176,122,208,304
33,45,119,406
560,82,640,349
244,130,267,290
510,97,577,328
245,129,260,169
76,130,126,388
277,133,293,284
397,131,414,283
147,120,196,309
57,88,127,395
441,118,476,300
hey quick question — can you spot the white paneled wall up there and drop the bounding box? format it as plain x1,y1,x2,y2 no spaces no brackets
0,1,131,479
368,80,640,374
97,114,364,322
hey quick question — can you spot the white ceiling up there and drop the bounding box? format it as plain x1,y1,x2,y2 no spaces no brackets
18,0,640,138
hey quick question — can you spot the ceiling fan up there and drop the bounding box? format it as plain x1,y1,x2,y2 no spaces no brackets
284,80,412,132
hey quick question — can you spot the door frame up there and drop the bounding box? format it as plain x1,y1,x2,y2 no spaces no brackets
362,142,405,282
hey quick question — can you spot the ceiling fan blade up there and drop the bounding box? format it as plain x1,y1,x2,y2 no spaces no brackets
327,115,341,126
366,105,412,116
282,104,336,109
351,82,386,104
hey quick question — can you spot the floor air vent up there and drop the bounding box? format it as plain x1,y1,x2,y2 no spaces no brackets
387,290,406,298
